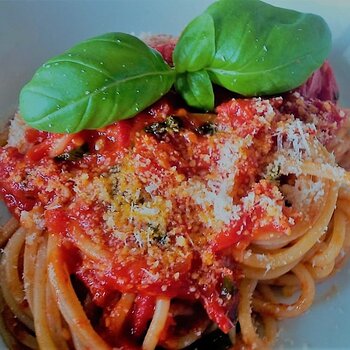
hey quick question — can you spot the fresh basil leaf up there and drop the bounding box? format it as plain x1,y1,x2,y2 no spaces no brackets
174,0,332,99
206,0,331,95
19,32,175,133
173,13,215,73
175,71,214,111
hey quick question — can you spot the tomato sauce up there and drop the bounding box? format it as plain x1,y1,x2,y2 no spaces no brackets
0,37,346,349
0,93,322,341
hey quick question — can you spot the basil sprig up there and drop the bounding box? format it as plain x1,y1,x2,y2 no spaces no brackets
19,33,175,133
173,0,332,110
19,0,332,133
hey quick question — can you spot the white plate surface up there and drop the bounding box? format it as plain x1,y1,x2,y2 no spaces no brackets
0,1,349,349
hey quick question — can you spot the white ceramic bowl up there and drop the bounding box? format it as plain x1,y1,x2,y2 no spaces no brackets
0,1,350,349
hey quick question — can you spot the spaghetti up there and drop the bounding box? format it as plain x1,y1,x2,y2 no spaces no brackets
1,51,350,350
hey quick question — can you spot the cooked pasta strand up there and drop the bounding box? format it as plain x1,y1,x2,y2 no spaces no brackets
143,298,171,350
47,234,110,350
1,227,34,330
33,237,58,349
